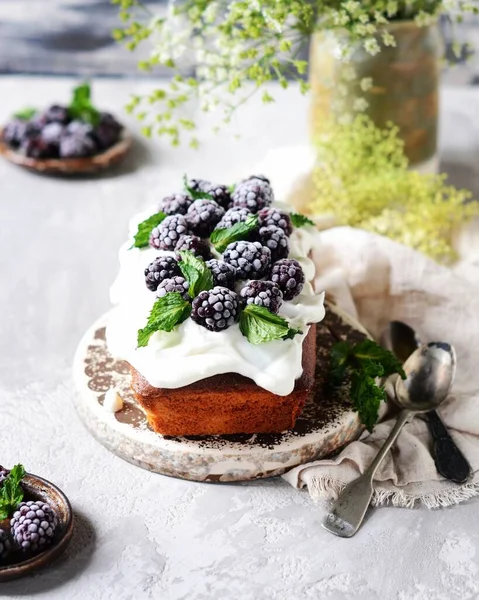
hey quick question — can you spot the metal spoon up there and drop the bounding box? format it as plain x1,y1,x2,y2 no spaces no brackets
323,342,456,538
382,321,471,485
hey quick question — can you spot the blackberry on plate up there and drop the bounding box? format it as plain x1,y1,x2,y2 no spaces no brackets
11,501,58,554
159,193,193,216
215,207,253,231
191,286,239,332
223,240,271,280
144,256,181,292
43,105,70,125
93,112,122,150
188,179,232,210
157,276,190,301
232,178,274,213
269,258,305,301
175,234,212,260
150,215,188,251
240,280,283,314
0,529,11,561
258,225,289,262
59,133,97,158
206,259,237,290
258,207,292,236
21,136,57,159
41,122,65,145
186,199,224,238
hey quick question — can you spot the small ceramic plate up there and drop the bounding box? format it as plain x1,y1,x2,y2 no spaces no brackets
0,129,132,176
0,473,73,582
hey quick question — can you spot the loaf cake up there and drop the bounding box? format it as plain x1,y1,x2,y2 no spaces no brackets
107,175,325,436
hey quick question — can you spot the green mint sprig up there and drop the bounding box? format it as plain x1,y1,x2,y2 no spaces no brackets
290,213,315,228
178,251,213,297
130,212,167,249
183,175,213,201
13,108,37,121
68,82,100,126
330,339,406,432
210,214,259,253
137,293,192,347
0,464,25,519
239,305,302,345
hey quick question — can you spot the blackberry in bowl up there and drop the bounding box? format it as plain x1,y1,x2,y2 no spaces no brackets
223,240,271,280
240,280,283,314
191,286,239,332
11,501,58,554
269,258,305,301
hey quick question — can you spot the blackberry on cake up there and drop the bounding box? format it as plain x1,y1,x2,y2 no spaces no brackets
144,256,181,292
159,193,193,216
150,215,188,250
175,234,212,260
223,240,271,279
206,259,237,290
258,225,289,262
232,178,274,213
157,276,190,301
0,529,11,561
215,207,253,231
186,199,224,237
240,280,283,314
258,207,293,236
191,286,239,332
270,258,305,300
0,466,8,486
244,174,270,184
11,501,58,553
188,179,232,210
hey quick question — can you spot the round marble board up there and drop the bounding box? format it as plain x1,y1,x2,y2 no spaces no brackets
73,304,369,482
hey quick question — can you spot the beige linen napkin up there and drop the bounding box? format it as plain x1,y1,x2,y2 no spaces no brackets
282,226,479,508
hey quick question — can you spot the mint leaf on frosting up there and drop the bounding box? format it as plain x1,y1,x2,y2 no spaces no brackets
137,293,192,347
239,305,301,345
183,174,213,201
131,212,167,249
0,464,25,519
290,212,315,228
178,250,213,297
13,107,37,121
210,214,259,253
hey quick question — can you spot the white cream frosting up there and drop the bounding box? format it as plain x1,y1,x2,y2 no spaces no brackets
106,205,325,396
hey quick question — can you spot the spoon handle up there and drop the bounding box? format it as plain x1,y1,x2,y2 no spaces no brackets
426,410,472,484
323,409,411,538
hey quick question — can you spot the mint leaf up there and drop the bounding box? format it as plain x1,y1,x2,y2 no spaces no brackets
290,212,315,228
239,304,301,345
330,339,406,432
13,107,37,121
0,464,25,519
183,174,213,200
178,250,213,297
68,82,100,126
131,212,167,249
228,183,236,194
210,214,259,253
137,293,192,347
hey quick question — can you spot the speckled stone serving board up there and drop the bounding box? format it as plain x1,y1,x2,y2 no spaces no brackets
73,305,369,482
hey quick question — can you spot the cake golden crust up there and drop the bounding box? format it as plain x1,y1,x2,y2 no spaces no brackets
131,324,316,436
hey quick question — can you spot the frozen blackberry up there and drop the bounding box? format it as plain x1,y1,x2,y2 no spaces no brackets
66,121,94,138
191,286,239,332
21,136,57,159
186,200,224,237
258,207,292,236
188,179,232,210
244,174,270,184
41,122,65,145
175,234,212,260
258,225,289,262
93,112,122,150
240,280,283,314
157,276,190,301
0,529,11,561
43,105,70,125
11,501,57,554
144,256,181,292
269,258,305,301
206,259,237,290
59,133,97,158
159,193,193,216
2,119,36,148
215,207,253,231
0,466,8,486
150,215,188,250
223,241,271,280
232,179,274,213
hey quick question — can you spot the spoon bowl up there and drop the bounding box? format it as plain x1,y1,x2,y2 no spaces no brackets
395,342,456,412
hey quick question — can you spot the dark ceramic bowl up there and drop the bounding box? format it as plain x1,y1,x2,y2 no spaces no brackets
0,473,73,582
